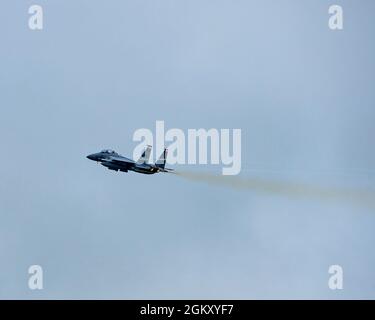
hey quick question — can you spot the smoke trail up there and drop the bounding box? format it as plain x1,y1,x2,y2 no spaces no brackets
173,171,375,208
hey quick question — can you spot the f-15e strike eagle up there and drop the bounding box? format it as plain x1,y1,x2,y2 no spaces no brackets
86,145,173,175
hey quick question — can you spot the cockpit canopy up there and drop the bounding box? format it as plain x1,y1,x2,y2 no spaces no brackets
101,149,117,155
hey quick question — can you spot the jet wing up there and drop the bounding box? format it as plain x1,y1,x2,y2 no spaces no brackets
107,156,135,164
102,156,135,170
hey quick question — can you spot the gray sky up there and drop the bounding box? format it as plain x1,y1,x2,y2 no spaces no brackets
0,0,374,299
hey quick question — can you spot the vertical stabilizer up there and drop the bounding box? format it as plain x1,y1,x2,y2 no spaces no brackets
137,145,152,164
155,148,168,169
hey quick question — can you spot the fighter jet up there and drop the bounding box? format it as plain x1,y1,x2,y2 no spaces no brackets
86,145,173,174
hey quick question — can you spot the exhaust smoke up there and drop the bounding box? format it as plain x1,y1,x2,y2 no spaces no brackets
173,170,375,208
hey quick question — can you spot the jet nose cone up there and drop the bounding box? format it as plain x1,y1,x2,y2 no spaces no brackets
87,154,96,161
